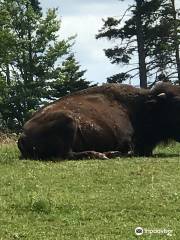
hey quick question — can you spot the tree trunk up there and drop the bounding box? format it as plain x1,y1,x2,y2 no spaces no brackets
171,0,180,84
135,0,147,88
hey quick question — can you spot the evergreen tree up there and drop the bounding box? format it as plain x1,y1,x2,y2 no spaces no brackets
0,0,89,131
135,0,147,88
144,0,180,83
96,1,147,86
50,54,92,99
171,0,180,83
29,0,42,13
96,0,180,87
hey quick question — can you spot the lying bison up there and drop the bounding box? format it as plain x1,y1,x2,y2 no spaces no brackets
18,82,180,160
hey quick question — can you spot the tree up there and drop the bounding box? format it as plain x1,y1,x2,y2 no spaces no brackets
0,0,90,131
96,0,180,87
171,0,180,83
29,0,42,13
50,54,92,99
135,0,147,88
96,0,149,87
144,0,180,83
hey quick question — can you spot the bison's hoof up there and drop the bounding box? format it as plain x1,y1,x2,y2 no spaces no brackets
96,153,109,159
105,151,122,158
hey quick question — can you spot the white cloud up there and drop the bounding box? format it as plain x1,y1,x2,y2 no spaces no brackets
40,0,133,83
59,14,122,83
40,0,180,84
40,0,132,83
42,0,132,17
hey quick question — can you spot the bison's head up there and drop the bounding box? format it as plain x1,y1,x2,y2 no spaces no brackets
18,111,76,160
18,131,66,160
149,82,180,142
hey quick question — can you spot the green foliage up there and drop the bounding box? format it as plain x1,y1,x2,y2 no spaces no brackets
29,0,42,13
0,0,90,131
97,0,180,85
0,143,179,239
107,72,130,83
50,54,93,99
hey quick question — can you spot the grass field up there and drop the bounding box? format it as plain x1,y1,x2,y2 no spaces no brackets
0,143,180,239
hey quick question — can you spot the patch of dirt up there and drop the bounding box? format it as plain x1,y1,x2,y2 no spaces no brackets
0,133,18,144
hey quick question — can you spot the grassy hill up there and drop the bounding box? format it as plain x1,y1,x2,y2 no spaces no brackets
0,143,179,239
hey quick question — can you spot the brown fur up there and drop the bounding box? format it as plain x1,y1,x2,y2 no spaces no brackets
18,82,180,160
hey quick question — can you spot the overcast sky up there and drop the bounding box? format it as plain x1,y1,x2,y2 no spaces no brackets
40,0,180,85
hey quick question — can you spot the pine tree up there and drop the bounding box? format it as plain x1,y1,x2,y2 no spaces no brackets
171,0,180,83
29,0,41,13
96,1,148,87
0,0,89,131
135,0,148,88
96,0,180,87
50,54,93,99
144,0,180,83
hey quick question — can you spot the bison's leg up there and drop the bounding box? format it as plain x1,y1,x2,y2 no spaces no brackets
134,148,153,157
68,151,108,160
67,139,134,160
133,143,154,156
104,150,133,158
133,137,155,156
67,149,133,160
104,138,134,158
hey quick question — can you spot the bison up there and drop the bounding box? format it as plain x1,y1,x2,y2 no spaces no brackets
18,82,180,160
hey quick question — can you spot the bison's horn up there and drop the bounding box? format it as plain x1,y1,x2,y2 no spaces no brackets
157,93,166,98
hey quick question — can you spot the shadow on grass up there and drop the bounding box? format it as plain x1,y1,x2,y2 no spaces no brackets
153,153,180,158
19,152,180,162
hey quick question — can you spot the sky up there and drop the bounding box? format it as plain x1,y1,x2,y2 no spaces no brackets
40,0,180,85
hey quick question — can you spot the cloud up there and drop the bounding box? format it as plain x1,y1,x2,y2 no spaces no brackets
59,14,122,83
42,0,132,16
42,0,130,84
40,0,180,85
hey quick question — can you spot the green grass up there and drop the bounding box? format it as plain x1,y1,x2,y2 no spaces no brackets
0,143,180,239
